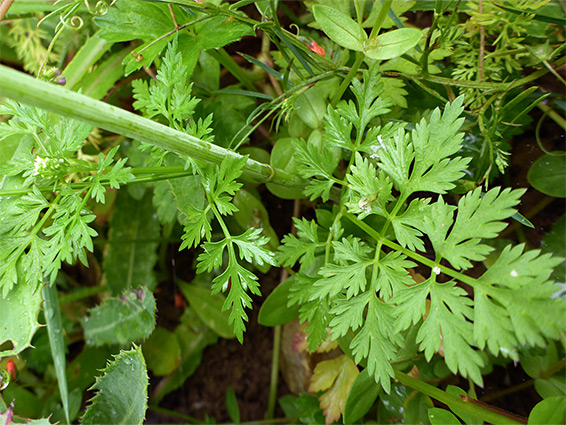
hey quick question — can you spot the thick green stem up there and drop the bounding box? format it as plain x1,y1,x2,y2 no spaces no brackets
395,371,523,424
0,65,304,189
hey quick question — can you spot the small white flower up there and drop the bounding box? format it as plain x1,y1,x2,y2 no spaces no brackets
510,270,518,277
33,156,48,176
432,266,441,275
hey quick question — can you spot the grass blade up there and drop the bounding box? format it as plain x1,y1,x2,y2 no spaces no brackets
42,284,70,424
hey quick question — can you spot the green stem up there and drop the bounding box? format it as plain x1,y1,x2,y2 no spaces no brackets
395,371,524,424
266,324,281,419
59,284,108,305
0,65,303,189
331,52,364,107
343,212,478,287
368,0,394,41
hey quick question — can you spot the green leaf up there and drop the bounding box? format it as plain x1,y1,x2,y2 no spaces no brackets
292,138,340,202
346,295,401,393
177,281,236,339
528,397,566,425
528,152,566,198
418,280,485,386
343,368,381,424
82,288,156,347
42,284,70,424
422,187,524,270
258,277,300,326
475,244,564,352
62,31,112,90
541,214,566,285
346,153,394,220
103,191,160,294
428,408,462,424
0,280,42,357
403,391,433,425
365,28,423,60
77,48,128,100
312,5,366,51
196,16,255,50
94,0,191,42
278,218,322,269
142,327,181,376
225,387,241,424
81,346,148,425
266,137,305,200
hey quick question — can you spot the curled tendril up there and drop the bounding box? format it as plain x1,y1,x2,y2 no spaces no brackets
61,13,84,29
290,23,300,37
83,0,112,16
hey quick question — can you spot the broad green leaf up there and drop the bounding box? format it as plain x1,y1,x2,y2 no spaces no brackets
152,324,218,404
312,5,365,51
294,83,329,129
258,277,300,326
528,152,566,198
266,137,305,200
143,327,181,376
82,287,156,347
535,375,566,399
520,340,558,379
365,28,423,60
103,191,160,294
528,397,566,425
403,391,433,425
42,284,70,424
0,280,42,357
81,346,148,425
94,0,192,42
195,16,255,50
428,408,462,424
177,281,236,339
309,355,359,425
343,369,381,424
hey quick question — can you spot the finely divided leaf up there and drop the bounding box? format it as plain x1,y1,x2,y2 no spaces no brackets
346,153,394,219
423,187,524,270
278,218,322,268
417,280,484,386
349,296,400,394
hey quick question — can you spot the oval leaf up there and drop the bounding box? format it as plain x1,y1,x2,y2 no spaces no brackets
528,396,566,424
365,28,423,60
178,281,236,339
343,368,381,423
428,408,462,424
258,277,299,326
0,281,42,358
82,287,156,347
313,5,365,51
527,152,566,198
81,346,148,425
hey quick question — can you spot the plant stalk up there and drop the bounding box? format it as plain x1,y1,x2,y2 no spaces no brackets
395,371,524,424
0,65,304,189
